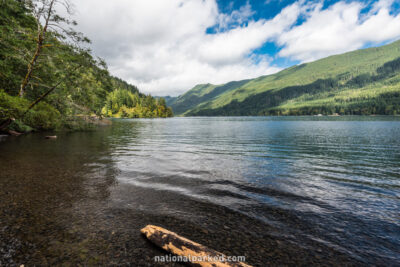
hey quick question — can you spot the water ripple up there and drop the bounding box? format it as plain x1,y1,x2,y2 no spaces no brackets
108,117,400,264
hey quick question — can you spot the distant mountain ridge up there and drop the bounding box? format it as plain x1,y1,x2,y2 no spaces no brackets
169,40,400,116
154,96,178,107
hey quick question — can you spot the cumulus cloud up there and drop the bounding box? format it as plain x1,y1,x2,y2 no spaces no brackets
277,0,400,62
67,0,287,95
66,0,400,96
198,2,302,66
216,1,255,31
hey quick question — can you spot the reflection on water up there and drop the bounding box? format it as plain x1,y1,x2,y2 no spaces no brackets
0,116,399,266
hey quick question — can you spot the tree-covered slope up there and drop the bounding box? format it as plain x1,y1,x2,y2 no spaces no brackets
0,0,172,133
169,80,250,114
171,40,400,116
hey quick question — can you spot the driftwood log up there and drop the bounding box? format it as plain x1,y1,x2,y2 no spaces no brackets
141,225,251,267
7,130,22,136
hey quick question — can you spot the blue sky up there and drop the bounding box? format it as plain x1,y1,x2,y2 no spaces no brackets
70,0,400,95
211,0,400,68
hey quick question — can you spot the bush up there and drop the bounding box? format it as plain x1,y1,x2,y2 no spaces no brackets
23,102,61,130
8,119,33,133
0,90,61,131
0,89,29,120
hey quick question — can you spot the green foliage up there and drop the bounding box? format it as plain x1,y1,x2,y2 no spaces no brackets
0,89,61,131
8,119,33,133
0,0,173,132
171,40,400,116
169,80,250,114
188,57,400,116
0,1,36,95
102,89,173,118
24,102,62,130
58,116,96,131
0,90,29,120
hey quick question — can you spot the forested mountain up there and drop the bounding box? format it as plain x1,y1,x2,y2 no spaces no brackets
159,96,178,107
170,40,400,116
0,0,172,133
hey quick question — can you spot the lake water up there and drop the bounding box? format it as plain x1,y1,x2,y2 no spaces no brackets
0,116,399,266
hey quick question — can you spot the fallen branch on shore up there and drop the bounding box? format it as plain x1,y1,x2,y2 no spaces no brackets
141,225,252,267
0,118,23,136
7,130,22,136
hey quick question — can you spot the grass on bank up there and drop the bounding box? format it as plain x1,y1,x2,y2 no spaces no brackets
0,90,99,133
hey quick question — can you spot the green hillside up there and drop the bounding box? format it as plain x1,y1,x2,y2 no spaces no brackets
170,80,250,114
0,0,172,133
171,40,400,116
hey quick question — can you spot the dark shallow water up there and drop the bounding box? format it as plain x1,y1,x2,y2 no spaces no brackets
0,116,399,266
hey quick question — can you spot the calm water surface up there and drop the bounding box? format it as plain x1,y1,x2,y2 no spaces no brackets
0,116,399,266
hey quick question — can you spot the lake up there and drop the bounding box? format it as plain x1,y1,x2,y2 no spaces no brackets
0,116,399,266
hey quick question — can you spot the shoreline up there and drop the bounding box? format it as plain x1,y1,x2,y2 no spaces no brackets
0,117,398,265
2,115,400,138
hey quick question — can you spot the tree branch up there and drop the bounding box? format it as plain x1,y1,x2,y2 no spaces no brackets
21,64,82,118
18,0,56,97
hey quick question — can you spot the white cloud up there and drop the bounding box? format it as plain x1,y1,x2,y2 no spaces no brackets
216,1,255,31
198,2,302,66
67,0,287,96
65,0,400,96
277,0,400,62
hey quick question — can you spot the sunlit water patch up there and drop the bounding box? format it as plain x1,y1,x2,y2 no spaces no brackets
0,116,399,266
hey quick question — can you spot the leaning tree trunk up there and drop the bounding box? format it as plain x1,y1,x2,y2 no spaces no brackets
19,35,43,97
1,64,80,134
20,64,81,119
19,0,55,97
